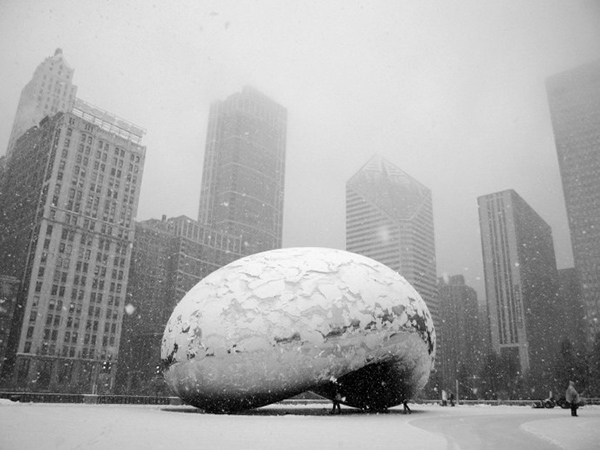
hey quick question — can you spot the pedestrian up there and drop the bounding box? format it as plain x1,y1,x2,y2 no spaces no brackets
330,389,342,415
565,381,580,417
402,399,411,414
449,392,455,407
441,389,447,406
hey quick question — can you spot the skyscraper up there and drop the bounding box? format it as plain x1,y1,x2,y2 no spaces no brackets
478,190,560,381
117,215,242,394
5,49,78,160
437,275,480,391
0,104,146,392
198,86,287,256
346,155,438,326
546,60,600,344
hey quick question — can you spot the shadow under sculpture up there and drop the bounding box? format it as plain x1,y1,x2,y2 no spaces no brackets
161,247,436,413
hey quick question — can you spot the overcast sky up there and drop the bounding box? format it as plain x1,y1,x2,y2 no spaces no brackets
2,0,600,301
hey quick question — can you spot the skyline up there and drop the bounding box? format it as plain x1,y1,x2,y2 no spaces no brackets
2,1,600,301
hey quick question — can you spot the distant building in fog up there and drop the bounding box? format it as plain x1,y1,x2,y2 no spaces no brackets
346,155,439,328
197,86,287,256
437,275,480,388
5,49,78,161
478,190,560,381
0,106,145,393
546,60,600,344
117,216,242,394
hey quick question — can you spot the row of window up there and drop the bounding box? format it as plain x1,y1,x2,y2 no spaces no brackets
62,128,139,226
25,311,120,354
35,272,124,295
24,341,116,360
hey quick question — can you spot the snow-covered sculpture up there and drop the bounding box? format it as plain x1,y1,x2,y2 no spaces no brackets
161,247,435,413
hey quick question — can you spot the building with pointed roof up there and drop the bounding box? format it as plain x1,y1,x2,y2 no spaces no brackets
5,49,78,160
346,155,438,327
0,49,149,393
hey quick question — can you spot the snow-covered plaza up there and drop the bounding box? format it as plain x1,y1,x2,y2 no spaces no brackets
1,400,598,450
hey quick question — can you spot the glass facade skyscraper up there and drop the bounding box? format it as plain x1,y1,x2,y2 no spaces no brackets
478,190,560,380
346,155,438,327
546,60,600,344
198,86,287,256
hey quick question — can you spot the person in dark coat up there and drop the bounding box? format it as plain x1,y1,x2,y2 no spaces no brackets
330,389,342,414
402,399,412,414
565,381,580,417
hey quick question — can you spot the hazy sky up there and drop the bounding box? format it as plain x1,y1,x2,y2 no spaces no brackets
2,0,600,300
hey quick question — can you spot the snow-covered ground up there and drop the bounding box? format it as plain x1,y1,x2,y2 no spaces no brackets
1,400,598,450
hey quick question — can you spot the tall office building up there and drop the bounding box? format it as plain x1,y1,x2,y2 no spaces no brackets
117,215,242,394
437,275,480,389
346,155,438,326
198,86,287,256
5,49,78,160
546,60,600,344
0,104,145,393
478,190,560,381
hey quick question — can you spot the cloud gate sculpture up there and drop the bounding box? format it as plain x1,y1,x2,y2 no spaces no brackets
161,247,436,413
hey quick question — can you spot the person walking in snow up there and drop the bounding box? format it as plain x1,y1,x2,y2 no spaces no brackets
330,389,342,415
402,399,412,414
565,381,580,417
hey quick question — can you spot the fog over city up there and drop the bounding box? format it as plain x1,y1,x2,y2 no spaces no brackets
2,0,600,300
